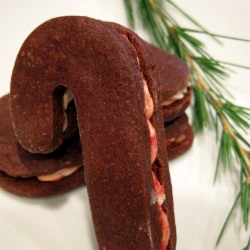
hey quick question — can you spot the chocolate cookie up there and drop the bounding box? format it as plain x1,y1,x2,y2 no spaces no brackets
0,94,84,197
149,44,192,122
0,168,84,198
0,42,190,199
10,17,176,250
165,113,194,160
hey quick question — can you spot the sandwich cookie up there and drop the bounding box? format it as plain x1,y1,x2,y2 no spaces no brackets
10,17,176,250
0,94,84,198
164,113,194,160
149,44,192,122
0,43,191,198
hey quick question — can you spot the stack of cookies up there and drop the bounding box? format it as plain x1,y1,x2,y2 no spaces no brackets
0,19,193,199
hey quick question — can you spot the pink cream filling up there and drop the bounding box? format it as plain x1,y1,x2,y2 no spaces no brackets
162,86,189,106
142,75,170,249
166,133,187,146
148,120,158,164
37,166,81,182
143,77,154,119
160,207,171,250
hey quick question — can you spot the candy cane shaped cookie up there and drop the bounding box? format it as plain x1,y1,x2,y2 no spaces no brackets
10,16,176,250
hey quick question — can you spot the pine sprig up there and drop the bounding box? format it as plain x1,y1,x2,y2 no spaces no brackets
123,0,250,245
124,0,135,29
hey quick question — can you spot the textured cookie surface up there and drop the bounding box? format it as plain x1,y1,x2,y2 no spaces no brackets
149,44,190,98
165,113,194,159
0,94,84,197
0,94,82,178
0,168,84,198
109,22,176,250
149,45,191,122
162,88,192,122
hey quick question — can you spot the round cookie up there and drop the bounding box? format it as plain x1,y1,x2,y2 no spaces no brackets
149,44,192,122
0,168,84,198
164,113,194,160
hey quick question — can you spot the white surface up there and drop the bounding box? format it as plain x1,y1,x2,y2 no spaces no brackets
0,0,249,249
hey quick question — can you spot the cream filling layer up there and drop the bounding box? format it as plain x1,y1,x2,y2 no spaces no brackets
162,84,190,107
142,74,170,249
166,133,187,146
37,165,81,182
143,77,154,119
148,120,158,164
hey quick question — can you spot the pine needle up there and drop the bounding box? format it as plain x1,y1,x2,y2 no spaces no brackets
124,0,135,29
